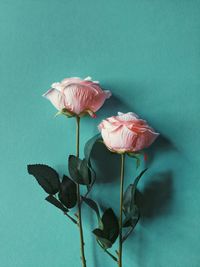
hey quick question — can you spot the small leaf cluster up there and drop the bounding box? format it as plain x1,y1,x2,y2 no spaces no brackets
27,134,101,222
122,168,147,242
82,146,147,260
83,197,119,249
27,164,78,215
27,134,147,262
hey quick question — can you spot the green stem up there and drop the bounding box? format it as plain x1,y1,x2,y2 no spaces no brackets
118,153,125,267
76,116,80,158
76,116,87,267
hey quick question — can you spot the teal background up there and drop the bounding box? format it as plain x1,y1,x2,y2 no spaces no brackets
1,0,200,266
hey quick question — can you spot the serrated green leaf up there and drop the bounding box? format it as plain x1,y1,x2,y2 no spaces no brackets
101,208,119,244
92,208,119,248
79,159,91,185
27,164,60,194
68,155,83,184
58,175,77,209
68,155,91,185
93,228,105,238
68,155,81,181
83,134,100,193
45,195,68,212
131,168,148,205
123,205,139,228
123,168,147,214
93,229,113,249
123,169,147,230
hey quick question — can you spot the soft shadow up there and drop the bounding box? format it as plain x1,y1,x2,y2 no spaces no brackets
82,205,101,267
97,92,133,118
136,171,173,220
102,94,129,115
91,142,121,184
147,134,178,166
124,171,173,267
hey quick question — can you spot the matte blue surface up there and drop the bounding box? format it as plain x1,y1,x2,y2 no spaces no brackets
1,1,200,266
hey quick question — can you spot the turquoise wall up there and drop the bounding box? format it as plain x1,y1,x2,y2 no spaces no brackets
1,0,200,266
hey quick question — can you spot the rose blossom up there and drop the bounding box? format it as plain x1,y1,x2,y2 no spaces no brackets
98,112,159,153
43,76,111,117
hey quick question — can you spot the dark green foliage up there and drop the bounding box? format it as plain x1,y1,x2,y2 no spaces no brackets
58,175,77,208
79,159,91,182
93,208,119,249
27,164,60,194
123,168,147,228
123,205,140,228
68,155,91,185
93,229,113,249
45,195,68,212
84,134,102,192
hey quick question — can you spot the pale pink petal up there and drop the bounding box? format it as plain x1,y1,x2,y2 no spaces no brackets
84,76,92,81
107,116,119,124
99,112,159,153
61,77,82,86
101,125,137,152
134,130,159,151
117,112,139,121
98,119,122,133
43,89,65,111
46,76,111,115
101,128,113,150
90,90,111,112
63,84,97,114
51,82,63,91
111,126,137,151
104,90,112,98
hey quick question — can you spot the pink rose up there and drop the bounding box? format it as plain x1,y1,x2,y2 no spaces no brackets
98,112,159,153
43,76,111,117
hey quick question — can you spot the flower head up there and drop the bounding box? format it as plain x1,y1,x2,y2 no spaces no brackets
43,76,111,117
98,112,159,153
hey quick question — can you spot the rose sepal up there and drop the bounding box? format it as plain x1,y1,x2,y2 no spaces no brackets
55,108,76,118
